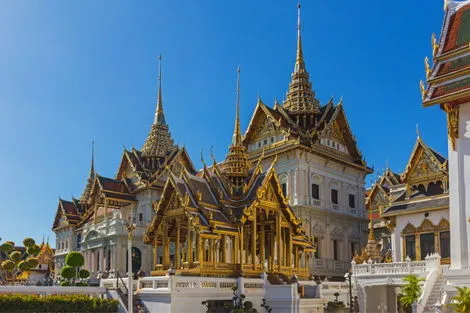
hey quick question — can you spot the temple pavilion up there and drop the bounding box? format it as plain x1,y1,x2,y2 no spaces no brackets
144,69,315,279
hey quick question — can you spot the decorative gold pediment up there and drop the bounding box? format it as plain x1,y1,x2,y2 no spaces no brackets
371,188,389,208
408,150,441,180
418,219,435,233
437,218,450,231
168,193,181,211
402,223,417,235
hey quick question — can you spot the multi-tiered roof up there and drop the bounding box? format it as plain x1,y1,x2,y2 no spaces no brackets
52,58,194,231
422,0,470,149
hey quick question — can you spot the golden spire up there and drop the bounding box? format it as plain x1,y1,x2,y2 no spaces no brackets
232,66,242,146
295,1,305,73
155,54,166,126
142,55,176,157
224,67,250,188
283,2,320,120
90,140,95,176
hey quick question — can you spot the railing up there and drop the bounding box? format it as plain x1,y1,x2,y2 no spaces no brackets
352,260,426,276
116,272,128,295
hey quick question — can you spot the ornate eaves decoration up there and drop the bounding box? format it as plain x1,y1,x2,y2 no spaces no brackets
444,104,459,150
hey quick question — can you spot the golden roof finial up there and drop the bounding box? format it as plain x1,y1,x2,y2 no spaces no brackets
90,140,95,176
431,33,439,57
233,66,242,146
419,80,426,101
295,1,305,73
416,123,421,139
155,54,166,126
424,56,431,78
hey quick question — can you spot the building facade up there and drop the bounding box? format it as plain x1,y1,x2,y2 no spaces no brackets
242,4,372,278
52,59,195,280
422,0,470,305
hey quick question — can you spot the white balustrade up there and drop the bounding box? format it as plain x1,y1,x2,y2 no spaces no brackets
352,260,427,277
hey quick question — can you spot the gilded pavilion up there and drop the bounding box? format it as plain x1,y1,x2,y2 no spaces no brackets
144,69,315,278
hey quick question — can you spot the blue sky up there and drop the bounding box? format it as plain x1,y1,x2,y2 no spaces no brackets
0,1,446,247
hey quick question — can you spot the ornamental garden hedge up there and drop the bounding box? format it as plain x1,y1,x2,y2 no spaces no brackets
0,294,118,312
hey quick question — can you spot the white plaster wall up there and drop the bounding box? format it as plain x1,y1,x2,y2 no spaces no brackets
393,208,449,261
449,102,470,269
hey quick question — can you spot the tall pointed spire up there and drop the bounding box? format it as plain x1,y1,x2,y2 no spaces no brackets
224,66,250,189
90,140,95,176
232,66,242,145
295,1,305,73
154,54,166,125
142,55,176,157
283,1,320,120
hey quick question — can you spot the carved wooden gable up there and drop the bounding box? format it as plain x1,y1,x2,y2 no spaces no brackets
371,186,389,209
402,223,417,235
437,218,450,231
167,192,181,211
418,219,435,233
251,115,278,143
408,150,441,180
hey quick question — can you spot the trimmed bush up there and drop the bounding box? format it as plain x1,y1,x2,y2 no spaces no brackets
60,265,76,280
9,251,22,262
65,251,85,267
1,260,14,271
0,294,118,312
22,238,35,248
18,260,29,271
79,269,90,279
27,244,40,256
0,242,14,254
26,257,38,268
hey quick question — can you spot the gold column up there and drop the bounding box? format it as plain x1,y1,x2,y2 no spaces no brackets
416,234,421,260
187,229,193,264
176,221,181,269
434,232,439,255
239,226,244,263
222,235,227,263
234,235,239,264
294,246,299,268
288,229,293,267
270,226,275,271
197,233,203,265
163,221,169,267
276,211,281,271
260,223,265,270
252,212,257,269
157,232,158,269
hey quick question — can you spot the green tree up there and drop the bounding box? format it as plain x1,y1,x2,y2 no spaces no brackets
0,238,39,285
399,275,425,311
60,251,89,286
451,287,470,313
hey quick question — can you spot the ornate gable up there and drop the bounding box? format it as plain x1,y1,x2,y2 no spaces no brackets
402,223,417,235
402,138,447,186
418,219,435,233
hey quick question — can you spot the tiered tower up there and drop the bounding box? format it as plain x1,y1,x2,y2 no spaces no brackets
224,67,251,189
142,55,176,157
283,3,320,127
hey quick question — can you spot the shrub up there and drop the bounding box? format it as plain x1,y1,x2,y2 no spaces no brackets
399,274,425,309
61,265,76,280
27,245,40,256
9,251,22,262
18,260,29,271
26,257,38,268
22,238,35,248
0,294,118,312
79,269,90,279
0,242,14,254
452,286,470,313
65,251,85,267
1,260,15,271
